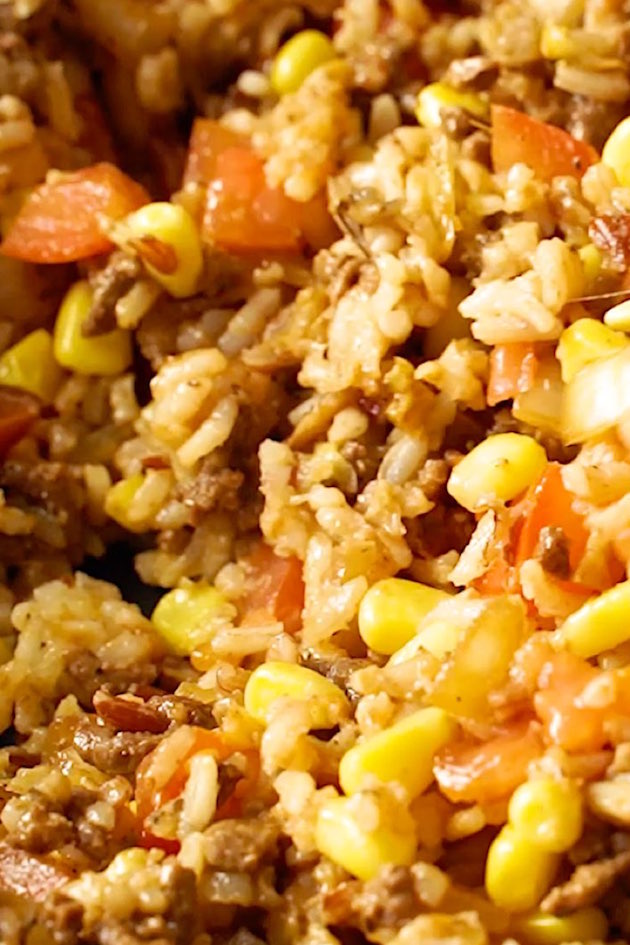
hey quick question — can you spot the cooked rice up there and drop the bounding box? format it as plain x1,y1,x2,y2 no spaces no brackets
3,0,630,943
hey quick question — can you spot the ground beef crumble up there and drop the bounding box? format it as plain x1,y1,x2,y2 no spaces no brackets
176,463,244,517
85,252,143,336
538,525,571,579
72,716,161,776
322,865,427,931
541,851,630,915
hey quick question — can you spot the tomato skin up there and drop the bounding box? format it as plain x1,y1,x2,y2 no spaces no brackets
434,720,543,806
473,463,608,603
534,652,605,753
296,191,340,251
514,463,589,573
487,343,539,407
1,163,149,264
241,542,305,634
136,728,259,852
183,118,245,188
185,118,336,254
491,105,598,182
204,147,302,253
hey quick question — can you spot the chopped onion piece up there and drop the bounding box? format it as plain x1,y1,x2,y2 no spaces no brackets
562,346,630,444
513,358,563,436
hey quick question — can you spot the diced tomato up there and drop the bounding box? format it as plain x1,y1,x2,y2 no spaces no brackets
1,163,149,264
0,387,40,456
434,719,543,806
241,541,305,634
183,118,246,188
136,727,258,852
299,191,340,251
534,652,607,753
514,463,589,574
204,147,302,253
491,105,598,182
185,118,336,254
487,343,539,407
473,463,602,602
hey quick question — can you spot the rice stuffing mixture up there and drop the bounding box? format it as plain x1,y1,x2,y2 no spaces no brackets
6,0,630,942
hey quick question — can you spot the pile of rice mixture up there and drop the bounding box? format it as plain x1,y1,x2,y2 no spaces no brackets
7,0,630,942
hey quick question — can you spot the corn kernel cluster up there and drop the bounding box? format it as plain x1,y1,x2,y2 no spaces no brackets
486,778,583,911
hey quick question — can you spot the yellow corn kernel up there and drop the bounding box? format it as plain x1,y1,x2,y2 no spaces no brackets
540,23,574,59
603,116,630,188
577,243,602,284
447,433,547,512
413,617,462,660
604,298,630,332
559,579,630,658
0,329,61,402
339,707,456,799
270,30,336,96
104,474,144,532
358,578,448,654
514,907,608,945
415,82,488,129
557,317,627,382
315,795,416,880
54,281,132,376
121,202,203,299
485,824,559,912
244,661,350,728
105,847,149,880
151,582,235,656
389,617,461,666
508,778,583,852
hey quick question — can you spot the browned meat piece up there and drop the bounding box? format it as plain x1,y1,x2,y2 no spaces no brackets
93,690,170,734
0,460,94,572
538,526,571,579
66,650,162,709
5,792,73,854
144,693,216,729
0,842,75,902
300,652,373,705
203,818,279,872
165,861,201,944
43,861,199,945
176,464,244,517
41,891,83,945
406,504,475,558
73,716,160,776
417,458,449,502
93,688,216,732
0,459,84,507
323,865,423,931
2,783,136,865
541,850,630,915
84,252,143,336
589,213,630,270
567,96,625,152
